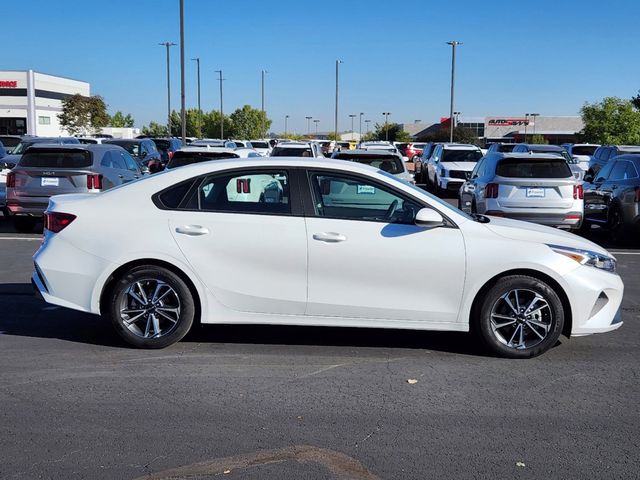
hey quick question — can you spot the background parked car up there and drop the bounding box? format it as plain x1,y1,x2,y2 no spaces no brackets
588,145,640,177
331,149,415,184
486,143,517,154
150,138,183,164
5,144,142,232
248,140,272,156
512,143,583,180
0,135,24,153
270,141,324,158
562,143,599,172
425,143,483,196
190,139,237,149
459,152,584,229
103,138,161,168
413,142,438,184
166,147,240,169
582,154,640,241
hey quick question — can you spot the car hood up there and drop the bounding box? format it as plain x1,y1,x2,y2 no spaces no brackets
484,216,611,257
441,161,477,171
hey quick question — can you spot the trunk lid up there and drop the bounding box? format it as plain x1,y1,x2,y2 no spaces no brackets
495,176,577,209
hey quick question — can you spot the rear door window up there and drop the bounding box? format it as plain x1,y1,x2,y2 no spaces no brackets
496,158,572,178
19,150,92,168
186,170,291,214
608,161,628,181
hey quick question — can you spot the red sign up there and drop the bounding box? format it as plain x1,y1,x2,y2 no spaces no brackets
0,81,18,88
488,118,530,126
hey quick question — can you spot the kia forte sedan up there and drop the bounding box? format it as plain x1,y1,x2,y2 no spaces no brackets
32,158,623,358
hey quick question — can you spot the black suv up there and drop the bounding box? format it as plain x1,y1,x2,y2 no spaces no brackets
150,138,183,164
588,145,640,176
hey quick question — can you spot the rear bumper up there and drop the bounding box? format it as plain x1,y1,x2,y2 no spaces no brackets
6,195,49,217
485,211,583,228
440,178,465,190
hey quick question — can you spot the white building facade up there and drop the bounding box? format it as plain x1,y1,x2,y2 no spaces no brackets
0,70,90,137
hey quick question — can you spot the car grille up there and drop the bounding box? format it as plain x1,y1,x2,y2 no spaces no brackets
449,170,470,180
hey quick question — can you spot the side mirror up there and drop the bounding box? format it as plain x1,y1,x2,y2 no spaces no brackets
415,208,445,228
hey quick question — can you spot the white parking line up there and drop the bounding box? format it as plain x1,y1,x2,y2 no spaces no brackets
0,237,41,241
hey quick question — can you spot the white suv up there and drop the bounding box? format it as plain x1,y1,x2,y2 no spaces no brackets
270,141,324,158
425,143,483,196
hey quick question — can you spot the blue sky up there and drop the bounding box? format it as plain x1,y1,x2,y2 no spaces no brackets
5,0,640,133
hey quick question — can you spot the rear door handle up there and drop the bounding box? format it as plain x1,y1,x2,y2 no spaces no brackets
175,225,209,236
313,232,347,243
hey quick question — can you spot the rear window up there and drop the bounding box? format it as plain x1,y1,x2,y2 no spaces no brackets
19,150,92,168
571,145,597,156
166,151,239,169
251,142,269,148
335,154,404,174
157,180,195,208
496,158,572,178
442,149,482,163
497,144,516,152
271,147,313,157
153,139,170,151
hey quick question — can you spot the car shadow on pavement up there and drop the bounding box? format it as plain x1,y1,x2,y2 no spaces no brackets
0,282,485,355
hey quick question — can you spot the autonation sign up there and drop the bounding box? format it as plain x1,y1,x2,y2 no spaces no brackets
487,118,532,126
0,80,18,88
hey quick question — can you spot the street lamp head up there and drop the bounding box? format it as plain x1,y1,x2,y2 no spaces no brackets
447,41,463,46
191,57,199,61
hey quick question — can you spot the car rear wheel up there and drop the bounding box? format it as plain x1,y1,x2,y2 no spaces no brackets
608,205,625,244
474,275,564,358
105,265,195,349
12,216,38,233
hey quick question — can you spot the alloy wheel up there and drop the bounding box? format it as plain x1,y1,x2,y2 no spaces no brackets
490,288,553,350
118,279,181,339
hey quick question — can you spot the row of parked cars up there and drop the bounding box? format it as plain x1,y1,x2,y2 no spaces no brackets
405,140,640,241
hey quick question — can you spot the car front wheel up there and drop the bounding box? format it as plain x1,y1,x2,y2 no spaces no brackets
105,265,195,348
474,275,564,358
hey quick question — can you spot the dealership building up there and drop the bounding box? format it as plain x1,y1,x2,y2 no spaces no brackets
0,70,90,136
407,115,584,144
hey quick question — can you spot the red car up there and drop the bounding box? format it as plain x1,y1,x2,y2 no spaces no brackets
405,143,426,160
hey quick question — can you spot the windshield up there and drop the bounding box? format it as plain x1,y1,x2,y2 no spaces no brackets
335,154,404,174
251,142,269,148
496,158,572,178
442,149,482,163
572,145,598,156
271,147,313,157
167,151,240,169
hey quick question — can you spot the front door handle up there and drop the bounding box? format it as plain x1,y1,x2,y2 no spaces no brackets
175,225,209,236
313,232,347,243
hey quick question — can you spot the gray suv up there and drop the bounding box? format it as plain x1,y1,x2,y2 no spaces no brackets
6,144,142,232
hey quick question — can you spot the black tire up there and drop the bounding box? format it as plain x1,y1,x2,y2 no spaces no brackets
434,176,443,197
105,265,195,349
473,275,564,359
13,216,38,233
471,201,478,215
608,204,626,244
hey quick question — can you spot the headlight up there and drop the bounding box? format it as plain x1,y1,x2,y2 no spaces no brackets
547,244,617,273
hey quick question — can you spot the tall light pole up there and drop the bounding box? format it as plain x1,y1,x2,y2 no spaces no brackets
314,119,320,136
191,57,201,138
261,70,267,137
215,70,224,138
447,40,462,143
365,119,371,134
284,114,289,137
349,114,356,138
159,42,176,137
524,113,530,143
530,113,540,140
305,116,313,136
359,112,364,141
382,112,391,141
179,0,186,143
335,59,343,142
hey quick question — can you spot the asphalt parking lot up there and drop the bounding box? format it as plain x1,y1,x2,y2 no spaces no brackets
0,206,638,480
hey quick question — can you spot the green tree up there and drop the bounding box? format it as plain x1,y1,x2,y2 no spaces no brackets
58,94,109,136
632,90,640,111
581,97,640,144
369,122,412,142
141,122,169,137
278,132,305,140
202,110,233,139
229,105,272,139
529,134,549,144
109,111,135,128
420,125,479,145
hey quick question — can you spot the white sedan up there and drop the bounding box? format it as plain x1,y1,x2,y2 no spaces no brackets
32,158,624,358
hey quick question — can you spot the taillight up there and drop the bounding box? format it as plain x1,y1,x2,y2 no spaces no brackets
573,184,583,200
485,183,499,199
6,171,15,188
86,174,103,190
168,151,174,160
44,212,76,233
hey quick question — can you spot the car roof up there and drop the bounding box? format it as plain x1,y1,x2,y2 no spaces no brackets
335,149,401,157
26,143,120,153
104,139,145,144
616,145,640,151
274,142,312,147
177,146,235,153
490,152,570,160
441,143,481,150
517,144,564,151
